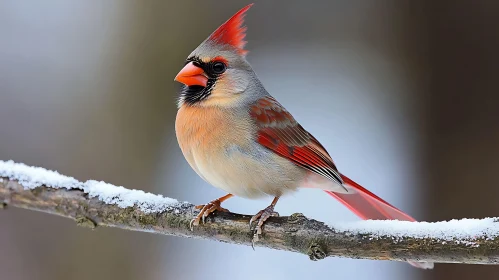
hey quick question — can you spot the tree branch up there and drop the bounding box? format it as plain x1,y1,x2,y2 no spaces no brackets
1,162,499,266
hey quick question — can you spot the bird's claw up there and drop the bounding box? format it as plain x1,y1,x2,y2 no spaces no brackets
190,199,229,231
249,205,279,248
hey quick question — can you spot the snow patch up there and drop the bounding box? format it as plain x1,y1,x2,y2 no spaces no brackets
333,218,499,247
84,180,179,213
0,160,179,213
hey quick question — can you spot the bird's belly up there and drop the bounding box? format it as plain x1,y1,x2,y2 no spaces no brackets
191,144,304,199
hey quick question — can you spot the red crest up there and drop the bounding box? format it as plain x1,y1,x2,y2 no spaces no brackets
207,4,253,55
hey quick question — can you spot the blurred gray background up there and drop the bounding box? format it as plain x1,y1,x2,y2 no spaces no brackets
1,1,498,280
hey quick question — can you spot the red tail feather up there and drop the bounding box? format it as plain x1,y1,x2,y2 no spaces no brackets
325,174,416,221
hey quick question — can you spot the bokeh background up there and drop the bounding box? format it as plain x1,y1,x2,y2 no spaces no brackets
1,1,498,280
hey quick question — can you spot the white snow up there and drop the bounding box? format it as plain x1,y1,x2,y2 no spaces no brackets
84,180,180,213
0,160,179,213
1,160,498,245
0,160,81,189
333,218,499,246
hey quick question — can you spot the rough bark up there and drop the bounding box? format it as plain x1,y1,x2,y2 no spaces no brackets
1,177,498,265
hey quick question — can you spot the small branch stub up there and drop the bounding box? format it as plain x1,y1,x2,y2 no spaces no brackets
308,242,327,261
76,216,97,229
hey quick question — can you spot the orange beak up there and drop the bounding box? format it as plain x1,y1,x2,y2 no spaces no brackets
174,62,208,87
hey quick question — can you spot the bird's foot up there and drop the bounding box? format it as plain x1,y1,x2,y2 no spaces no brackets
190,199,229,230
249,205,279,247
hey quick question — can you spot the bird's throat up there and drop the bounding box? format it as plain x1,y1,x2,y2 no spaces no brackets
179,80,216,106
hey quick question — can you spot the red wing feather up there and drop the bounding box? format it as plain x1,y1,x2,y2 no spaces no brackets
250,96,343,185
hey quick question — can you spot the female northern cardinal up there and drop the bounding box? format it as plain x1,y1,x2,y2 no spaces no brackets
174,4,433,269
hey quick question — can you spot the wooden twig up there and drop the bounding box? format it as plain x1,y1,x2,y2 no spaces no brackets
2,176,499,266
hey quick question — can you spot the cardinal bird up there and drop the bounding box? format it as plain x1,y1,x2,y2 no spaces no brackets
174,4,433,269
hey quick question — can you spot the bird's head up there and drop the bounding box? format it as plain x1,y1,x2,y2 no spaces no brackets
175,4,258,107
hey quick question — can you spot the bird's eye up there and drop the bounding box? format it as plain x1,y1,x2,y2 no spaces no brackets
211,62,227,74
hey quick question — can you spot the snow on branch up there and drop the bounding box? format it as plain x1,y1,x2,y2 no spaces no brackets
1,160,499,266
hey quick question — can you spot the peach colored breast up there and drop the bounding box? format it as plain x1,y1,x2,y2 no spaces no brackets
175,105,306,199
